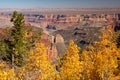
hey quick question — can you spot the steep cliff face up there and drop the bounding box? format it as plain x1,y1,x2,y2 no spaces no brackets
47,43,58,61
54,34,66,56
44,34,67,59
40,34,58,61
55,34,65,43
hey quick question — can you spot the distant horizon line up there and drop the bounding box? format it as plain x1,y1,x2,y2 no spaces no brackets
0,7,120,9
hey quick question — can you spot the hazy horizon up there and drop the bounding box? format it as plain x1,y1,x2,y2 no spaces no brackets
0,0,120,8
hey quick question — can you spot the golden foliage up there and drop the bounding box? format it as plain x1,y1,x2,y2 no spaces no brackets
0,62,16,80
60,40,83,80
81,30,120,80
23,43,59,80
1,29,120,80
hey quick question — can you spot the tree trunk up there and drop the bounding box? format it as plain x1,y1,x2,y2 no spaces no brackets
12,53,14,69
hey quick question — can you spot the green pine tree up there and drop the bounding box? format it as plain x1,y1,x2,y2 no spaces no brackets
0,11,27,68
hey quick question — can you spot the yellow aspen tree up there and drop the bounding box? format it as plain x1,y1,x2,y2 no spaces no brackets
82,30,120,80
0,61,17,80
60,40,83,80
81,46,98,80
24,43,59,80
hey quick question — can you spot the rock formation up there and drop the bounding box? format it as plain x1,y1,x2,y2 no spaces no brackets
54,34,66,56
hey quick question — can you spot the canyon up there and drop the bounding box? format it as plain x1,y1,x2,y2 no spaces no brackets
0,8,120,59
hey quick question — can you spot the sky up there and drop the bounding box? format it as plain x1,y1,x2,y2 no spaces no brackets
0,0,120,8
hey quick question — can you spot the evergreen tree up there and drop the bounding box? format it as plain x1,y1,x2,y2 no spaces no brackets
0,11,27,68
10,11,25,68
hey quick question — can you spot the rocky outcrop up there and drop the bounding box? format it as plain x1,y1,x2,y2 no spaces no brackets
54,34,66,56
43,34,66,58
55,34,65,43
40,34,58,61
47,43,58,61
